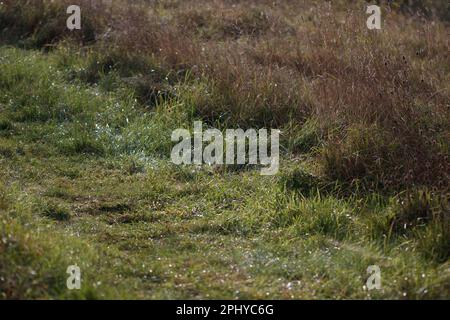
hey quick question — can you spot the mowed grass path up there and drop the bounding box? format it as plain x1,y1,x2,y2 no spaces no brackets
0,47,448,299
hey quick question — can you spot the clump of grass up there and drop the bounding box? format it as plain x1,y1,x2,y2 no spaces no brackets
416,213,450,263
78,48,163,82
321,125,395,187
320,123,449,190
0,206,119,299
275,194,355,240
43,186,74,200
38,200,71,221
70,46,175,106
177,6,291,40
280,167,323,196
60,137,104,155
283,119,322,154
58,134,105,156
382,189,450,263
109,211,154,224
388,190,448,234
122,157,146,175
0,138,24,158
0,0,100,48
0,118,13,132
0,219,66,298
396,0,450,21
0,183,10,211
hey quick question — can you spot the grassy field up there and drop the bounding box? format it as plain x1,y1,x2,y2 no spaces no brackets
0,0,449,299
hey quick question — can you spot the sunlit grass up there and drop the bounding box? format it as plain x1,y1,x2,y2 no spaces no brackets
0,0,449,300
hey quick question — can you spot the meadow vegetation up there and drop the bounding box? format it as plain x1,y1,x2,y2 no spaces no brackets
0,0,448,299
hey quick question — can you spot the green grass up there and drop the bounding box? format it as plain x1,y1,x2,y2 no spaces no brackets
0,47,448,299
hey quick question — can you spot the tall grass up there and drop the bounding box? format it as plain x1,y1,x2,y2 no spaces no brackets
1,0,449,190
